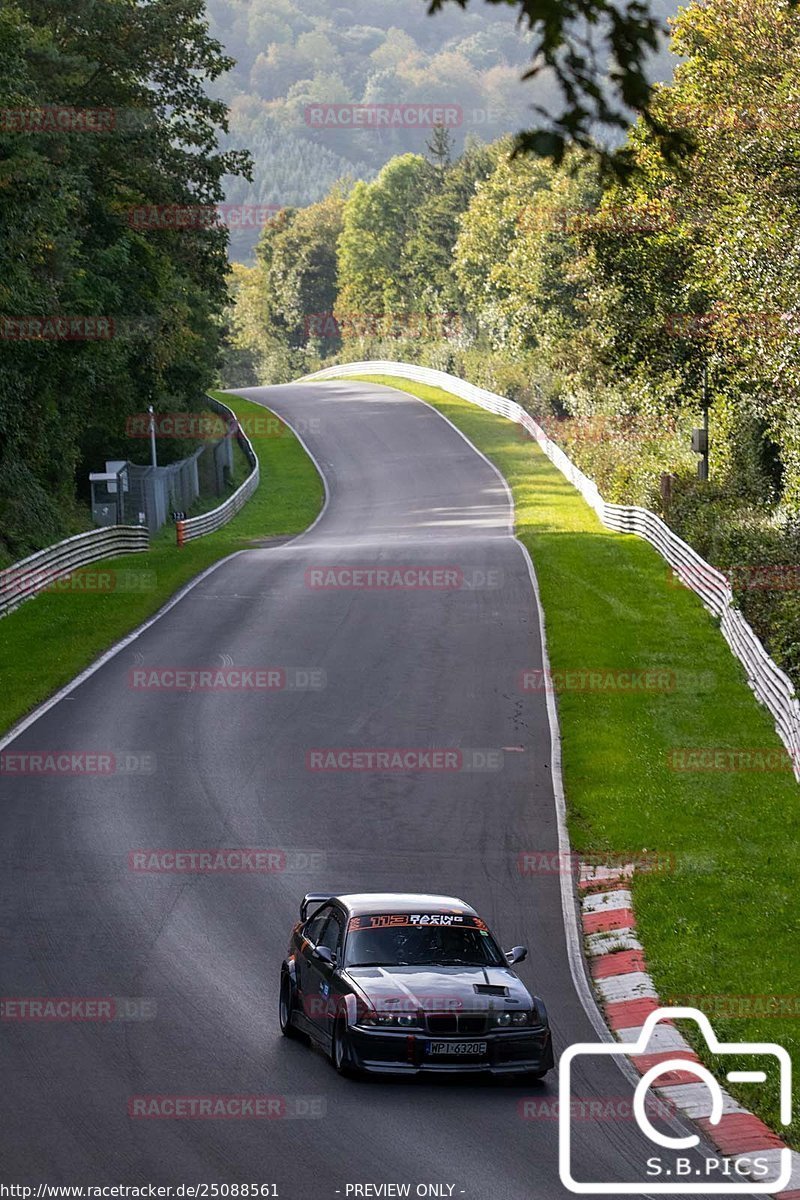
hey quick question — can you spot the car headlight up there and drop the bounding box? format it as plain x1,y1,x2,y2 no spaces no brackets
361,1011,419,1028
494,1010,532,1027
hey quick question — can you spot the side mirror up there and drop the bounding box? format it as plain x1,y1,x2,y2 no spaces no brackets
505,945,527,965
313,944,336,967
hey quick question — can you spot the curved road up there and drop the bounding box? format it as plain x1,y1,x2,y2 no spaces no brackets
0,381,742,1197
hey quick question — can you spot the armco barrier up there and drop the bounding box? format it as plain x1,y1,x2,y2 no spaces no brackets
176,394,259,544
304,360,800,781
0,526,149,618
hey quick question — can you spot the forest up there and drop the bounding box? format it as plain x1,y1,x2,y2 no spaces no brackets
2,0,797,690
0,0,590,559
205,0,678,259
0,0,250,561
205,0,540,259
227,0,800,690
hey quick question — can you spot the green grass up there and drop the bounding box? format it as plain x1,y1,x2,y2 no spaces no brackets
343,374,799,1145
0,391,323,735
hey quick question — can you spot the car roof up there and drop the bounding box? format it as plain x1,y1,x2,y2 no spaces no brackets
336,892,477,917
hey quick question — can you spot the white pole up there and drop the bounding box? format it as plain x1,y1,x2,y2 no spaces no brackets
148,404,158,468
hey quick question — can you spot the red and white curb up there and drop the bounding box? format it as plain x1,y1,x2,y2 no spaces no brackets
579,863,799,1197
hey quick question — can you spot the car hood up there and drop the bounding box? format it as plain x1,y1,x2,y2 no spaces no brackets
343,964,533,1013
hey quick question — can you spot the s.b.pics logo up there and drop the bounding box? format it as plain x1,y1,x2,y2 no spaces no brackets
558,1008,792,1194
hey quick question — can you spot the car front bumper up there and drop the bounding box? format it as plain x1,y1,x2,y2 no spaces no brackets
346,1024,554,1076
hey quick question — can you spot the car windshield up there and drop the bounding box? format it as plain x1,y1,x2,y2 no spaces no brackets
344,917,505,968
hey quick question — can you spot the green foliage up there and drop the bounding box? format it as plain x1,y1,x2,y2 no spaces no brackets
429,0,689,170
0,392,323,732
225,0,800,692
337,155,436,315
358,373,800,1148
204,0,569,259
0,0,249,560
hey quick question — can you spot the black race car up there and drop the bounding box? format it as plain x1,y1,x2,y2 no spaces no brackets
279,891,554,1078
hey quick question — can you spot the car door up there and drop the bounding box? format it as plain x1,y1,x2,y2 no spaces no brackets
296,904,331,1025
304,906,345,1039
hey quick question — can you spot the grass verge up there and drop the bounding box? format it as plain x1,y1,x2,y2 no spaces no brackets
0,391,323,735
343,374,799,1146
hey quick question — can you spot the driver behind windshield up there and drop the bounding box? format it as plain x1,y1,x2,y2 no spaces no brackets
345,922,504,967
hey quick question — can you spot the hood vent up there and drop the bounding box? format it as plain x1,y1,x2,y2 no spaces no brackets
473,984,508,996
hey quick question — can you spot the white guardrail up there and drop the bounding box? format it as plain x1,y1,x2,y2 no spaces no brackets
0,525,149,618
176,394,259,545
305,360,800,780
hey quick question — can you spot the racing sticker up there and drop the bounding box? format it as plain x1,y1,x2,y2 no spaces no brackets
347,913,489,932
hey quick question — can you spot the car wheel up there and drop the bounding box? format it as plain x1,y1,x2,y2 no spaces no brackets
331,1014,358,1077
279,971,300,1039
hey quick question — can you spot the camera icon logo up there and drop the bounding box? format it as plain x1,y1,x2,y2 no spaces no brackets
559,1006,792,1194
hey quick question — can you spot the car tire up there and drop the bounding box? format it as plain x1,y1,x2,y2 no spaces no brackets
279,971,300,1039
331,1013,359,1077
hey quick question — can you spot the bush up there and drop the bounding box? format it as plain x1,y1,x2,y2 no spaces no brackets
670,481,800,690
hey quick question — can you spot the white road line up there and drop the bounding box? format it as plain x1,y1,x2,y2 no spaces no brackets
0,553,248,753
0,394,329,755
410,388,624,1049
227,387,331,546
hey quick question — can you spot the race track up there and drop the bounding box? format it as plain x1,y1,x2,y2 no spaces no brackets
0,381,739,1197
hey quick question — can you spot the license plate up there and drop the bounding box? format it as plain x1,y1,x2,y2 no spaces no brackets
427,1040,487,1056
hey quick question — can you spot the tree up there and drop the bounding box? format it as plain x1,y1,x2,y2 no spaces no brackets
402,139,496,313
336,155,435,319
427,0,696,169
268,190,348,347
426,126,454,185
0,0,250,559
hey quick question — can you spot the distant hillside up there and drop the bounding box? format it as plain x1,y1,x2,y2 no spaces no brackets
207,0,680,260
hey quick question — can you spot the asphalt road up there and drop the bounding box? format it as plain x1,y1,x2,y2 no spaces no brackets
0,381,750,1197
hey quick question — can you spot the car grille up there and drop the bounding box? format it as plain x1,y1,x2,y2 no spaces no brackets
426,1012,487,1035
